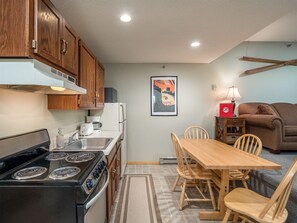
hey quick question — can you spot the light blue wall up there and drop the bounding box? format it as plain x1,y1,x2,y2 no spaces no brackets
104,42,297,162
210,42,297,103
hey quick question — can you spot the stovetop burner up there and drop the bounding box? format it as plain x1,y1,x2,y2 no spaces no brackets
13,166,47,180
65,152,95,163
49,166,81,180
45,152,68,161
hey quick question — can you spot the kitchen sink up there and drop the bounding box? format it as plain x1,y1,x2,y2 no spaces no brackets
59,138,113,151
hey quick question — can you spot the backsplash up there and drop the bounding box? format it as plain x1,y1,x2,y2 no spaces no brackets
0,88,86,152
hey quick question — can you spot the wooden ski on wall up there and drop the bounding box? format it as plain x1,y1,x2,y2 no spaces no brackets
240,56,297,75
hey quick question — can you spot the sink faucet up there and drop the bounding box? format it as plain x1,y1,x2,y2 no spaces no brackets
68,131,79,145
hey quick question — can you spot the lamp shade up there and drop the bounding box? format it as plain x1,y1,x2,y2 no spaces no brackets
226,86,241,102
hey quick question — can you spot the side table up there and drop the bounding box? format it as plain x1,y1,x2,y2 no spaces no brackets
215,116,246,144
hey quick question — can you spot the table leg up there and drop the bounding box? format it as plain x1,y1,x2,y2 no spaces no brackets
199,169,229,220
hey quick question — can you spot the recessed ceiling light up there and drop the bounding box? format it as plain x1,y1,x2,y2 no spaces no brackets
191,41,200,47
120,14,132,22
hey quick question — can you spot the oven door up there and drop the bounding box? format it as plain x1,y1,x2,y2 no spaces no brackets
77,169,109,223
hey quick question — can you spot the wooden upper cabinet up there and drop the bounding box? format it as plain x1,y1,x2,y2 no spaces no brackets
34,0,62,65
48,42,105,110
0,0,79,76
0,0,31,56
95,62,105,107
0,0,104,110
79,41,96,108
61,20,79,75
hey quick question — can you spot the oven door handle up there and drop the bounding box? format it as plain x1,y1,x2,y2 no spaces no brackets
85,169,109,209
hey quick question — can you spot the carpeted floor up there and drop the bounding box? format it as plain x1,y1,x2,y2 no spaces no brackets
114,174,162,223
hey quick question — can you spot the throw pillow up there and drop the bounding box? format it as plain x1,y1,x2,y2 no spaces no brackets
256,104,275,115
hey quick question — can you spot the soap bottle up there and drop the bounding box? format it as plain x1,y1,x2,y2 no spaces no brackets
56,128,64,149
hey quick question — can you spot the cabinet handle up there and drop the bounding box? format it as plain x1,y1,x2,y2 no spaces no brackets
61,39,67,54
112,168,117,179
65,41,68,55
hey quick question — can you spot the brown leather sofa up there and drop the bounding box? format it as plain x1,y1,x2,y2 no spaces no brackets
238,102,297,153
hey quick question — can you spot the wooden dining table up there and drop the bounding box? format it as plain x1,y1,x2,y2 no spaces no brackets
179,138,281,221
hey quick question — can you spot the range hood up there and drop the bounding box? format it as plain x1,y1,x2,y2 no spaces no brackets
0,59,86,94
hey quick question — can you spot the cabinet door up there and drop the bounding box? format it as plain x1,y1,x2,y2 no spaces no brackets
79,41,96,108
34,0,62,65
0,0,31,57
61,19,79,76
95,62,105,107
115,145,121,191
107,156,117,221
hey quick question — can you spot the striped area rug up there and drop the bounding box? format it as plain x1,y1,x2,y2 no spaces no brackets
114,174,162,223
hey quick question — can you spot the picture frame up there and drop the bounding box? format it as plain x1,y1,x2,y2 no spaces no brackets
150,76,178,116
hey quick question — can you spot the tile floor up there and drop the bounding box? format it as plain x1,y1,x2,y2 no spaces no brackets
110,164,221,223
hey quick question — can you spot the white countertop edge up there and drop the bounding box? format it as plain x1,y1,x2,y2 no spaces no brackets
79,130,122,155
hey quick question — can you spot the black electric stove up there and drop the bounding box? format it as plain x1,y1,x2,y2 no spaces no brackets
0,129,108,223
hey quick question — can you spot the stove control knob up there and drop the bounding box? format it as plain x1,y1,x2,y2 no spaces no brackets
97,164,102,171
100,161,105,169
93,170,99,178
86,179,94,190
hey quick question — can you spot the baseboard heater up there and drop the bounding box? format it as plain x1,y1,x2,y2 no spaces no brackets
159,157,177,164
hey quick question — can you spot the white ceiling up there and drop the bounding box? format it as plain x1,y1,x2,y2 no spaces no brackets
248,11,297,42
51,0,297,63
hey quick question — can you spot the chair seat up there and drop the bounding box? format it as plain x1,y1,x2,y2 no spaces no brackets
211,169,249,184
229,169,249,180
177,166,213,180
224,188,288,223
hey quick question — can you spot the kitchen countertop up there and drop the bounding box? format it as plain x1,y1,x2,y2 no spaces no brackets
53,130,122,156
79,130,122,155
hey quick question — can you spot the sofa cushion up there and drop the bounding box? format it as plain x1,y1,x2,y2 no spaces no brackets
285,125,297,136
256,104,276,115
272,103,297,125
238,103,268,115
239,114,281,129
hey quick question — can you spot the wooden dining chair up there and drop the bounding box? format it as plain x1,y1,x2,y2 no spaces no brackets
222,159,297,223
170,133,216,210
229,134,263,189
184,126,209,139
183,126,210,191
183,126,209,167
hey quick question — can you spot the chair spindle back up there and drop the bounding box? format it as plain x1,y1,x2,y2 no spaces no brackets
234,134,262,156
171,133,194,176
184,126,209,139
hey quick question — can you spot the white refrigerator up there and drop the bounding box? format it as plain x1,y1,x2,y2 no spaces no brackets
100,103,127,176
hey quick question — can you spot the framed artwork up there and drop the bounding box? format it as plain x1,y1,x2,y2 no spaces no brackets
150,76,178,116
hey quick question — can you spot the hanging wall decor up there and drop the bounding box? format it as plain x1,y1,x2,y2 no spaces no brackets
240,56,297,75
150,76,178,116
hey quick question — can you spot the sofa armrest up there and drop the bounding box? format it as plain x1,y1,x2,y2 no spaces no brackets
239,114,283,130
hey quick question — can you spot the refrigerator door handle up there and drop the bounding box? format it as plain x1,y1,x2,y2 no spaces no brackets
120,122,125,141
120,104,125,123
